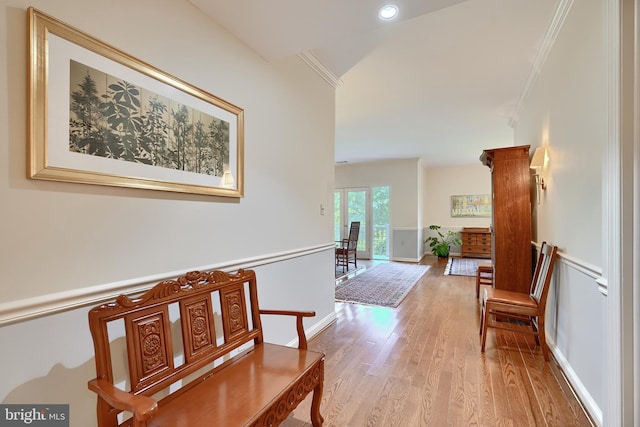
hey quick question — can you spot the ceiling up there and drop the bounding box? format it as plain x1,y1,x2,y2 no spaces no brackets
189,0,558,166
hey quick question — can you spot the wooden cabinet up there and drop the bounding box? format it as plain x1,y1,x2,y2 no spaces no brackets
460,228,491,258
480,145,532,294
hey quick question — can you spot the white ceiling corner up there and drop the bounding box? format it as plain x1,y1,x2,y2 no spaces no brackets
297,51,343,89
190,0,560,166
508,0,575,128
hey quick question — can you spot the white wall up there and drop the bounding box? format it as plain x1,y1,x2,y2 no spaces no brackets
0,1,336,425
336,158,420,227
513,0,606,423
423,163,492,228
423,163,492,256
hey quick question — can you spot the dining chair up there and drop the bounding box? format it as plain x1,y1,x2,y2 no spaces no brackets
479,241,558,361
335,222,360,273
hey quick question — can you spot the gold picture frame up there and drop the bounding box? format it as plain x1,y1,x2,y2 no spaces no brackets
28,7,244,197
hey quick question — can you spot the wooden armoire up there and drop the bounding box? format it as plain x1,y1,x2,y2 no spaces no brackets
480,145,532,293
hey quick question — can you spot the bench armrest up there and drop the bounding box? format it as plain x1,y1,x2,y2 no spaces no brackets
88,378,158,423
259,309,316,350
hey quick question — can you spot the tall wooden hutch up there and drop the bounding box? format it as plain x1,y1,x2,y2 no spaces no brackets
480,145,532,293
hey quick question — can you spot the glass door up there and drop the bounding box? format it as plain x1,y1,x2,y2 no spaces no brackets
372,186,390,259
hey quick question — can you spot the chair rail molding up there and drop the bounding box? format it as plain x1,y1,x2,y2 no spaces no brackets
532,241,602,283
556,252,602,281
0,242,337,327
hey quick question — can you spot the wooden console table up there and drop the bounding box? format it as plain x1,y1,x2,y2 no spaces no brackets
460,227,491,258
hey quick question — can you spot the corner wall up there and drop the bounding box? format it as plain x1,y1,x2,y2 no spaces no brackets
513,0,606,423
0,1,336,425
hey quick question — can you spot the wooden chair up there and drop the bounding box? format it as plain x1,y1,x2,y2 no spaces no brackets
476,262,493,298
479,242,558,361
336,221,360,273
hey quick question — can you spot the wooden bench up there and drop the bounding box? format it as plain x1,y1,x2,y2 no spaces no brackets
87,269,325,427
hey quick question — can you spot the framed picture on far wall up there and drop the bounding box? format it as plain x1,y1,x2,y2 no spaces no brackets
451,194,491,217
27,7,244,198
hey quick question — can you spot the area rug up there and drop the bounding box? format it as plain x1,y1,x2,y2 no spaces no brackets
335,262,430,308
444,257,488,276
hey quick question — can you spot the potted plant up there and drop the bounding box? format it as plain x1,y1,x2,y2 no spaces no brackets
425,225,462,259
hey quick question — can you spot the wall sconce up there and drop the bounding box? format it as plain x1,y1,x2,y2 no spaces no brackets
530,146,548,203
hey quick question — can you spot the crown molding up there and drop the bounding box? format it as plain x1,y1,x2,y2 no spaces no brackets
298,51,343,89
508,0,575,127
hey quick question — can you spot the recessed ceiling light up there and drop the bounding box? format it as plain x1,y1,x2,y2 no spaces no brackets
378,4,399,20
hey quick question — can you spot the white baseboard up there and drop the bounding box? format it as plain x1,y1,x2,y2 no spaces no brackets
391,257,420,263
547,337,603,426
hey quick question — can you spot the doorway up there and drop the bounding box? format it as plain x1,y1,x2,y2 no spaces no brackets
334,186,390,260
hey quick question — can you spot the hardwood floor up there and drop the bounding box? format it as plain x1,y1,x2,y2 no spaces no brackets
283,257,593,427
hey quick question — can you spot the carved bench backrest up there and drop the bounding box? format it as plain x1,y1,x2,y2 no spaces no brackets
88,269,264,397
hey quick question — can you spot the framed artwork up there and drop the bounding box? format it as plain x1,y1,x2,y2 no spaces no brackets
28,7,244,197
451,194,491,217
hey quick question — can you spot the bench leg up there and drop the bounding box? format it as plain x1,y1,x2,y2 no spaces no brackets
310,381,324,427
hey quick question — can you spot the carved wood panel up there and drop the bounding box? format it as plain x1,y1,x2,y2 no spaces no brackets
125,307,173,391
180,295,216,362
220,284,249,342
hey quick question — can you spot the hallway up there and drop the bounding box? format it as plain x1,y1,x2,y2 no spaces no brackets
285,256,593,426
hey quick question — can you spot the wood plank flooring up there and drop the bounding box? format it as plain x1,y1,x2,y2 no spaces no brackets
283,257,593,427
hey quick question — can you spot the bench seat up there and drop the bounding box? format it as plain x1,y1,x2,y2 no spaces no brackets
149,343,324,426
